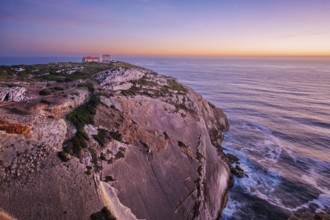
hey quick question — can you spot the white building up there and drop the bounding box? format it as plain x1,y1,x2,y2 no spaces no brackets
15,67,25,72
102,54,111,63
82,56,100,62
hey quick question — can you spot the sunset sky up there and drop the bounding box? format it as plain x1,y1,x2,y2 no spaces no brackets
0,0,329,57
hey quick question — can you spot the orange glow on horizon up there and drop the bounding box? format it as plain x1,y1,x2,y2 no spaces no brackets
57,45,330,58
1,1,329,58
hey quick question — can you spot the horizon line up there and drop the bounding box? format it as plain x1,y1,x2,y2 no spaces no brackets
1,54,330,58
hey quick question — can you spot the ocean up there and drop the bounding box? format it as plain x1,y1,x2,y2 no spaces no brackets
1,56,330,219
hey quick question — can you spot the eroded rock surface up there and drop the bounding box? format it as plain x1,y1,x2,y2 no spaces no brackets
0,61,230,220
0,86,26,102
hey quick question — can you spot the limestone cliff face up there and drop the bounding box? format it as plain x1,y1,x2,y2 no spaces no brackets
0,62,230,220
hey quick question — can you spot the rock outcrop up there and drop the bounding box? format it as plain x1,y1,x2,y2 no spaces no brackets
0,61,230,220
0,86,26,102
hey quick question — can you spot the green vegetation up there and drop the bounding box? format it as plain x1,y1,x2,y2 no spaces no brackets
39,74,62,81
66,94,99,130
40,99,51,105
0,71,12,80
167,79,187,93
0,62,117,82
174,103,196,115
120,86,139,96
110,61,143,70
53,86,64,91
133,77,158,87
119,77,196,115
78,82,95,91
86,166,92,175
57,151,70,162
115,151,125,159
92,129,122,147
64,130,89,156
100,152,106,160
39,89,51,96
90,149,99,166
120,78,188,106
93,128,109,147
64,90,100,156
0,65,29,79
109,131,123,142
105,176,116,182
90,207,116,220
64,71,91,82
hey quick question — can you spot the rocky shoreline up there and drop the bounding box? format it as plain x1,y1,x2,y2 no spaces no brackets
0,61,231,220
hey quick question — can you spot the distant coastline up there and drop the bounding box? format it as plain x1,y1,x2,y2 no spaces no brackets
1,56,330,66
0,57,82,66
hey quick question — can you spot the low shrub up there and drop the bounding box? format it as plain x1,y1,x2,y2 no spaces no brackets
105,176,116,182
40,99,51,105
90,207,116,220
121,86,139,96
109,131,123,142
64,130,88,156
93,129,109,147
66,94,99,129
57,151,70,162
115,151,125,159
167,79,187,93
64,84,100,157
85,166,92,175
39,89,51,96
53,86,64,91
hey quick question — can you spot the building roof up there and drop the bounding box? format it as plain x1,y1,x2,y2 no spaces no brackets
83,56,99,59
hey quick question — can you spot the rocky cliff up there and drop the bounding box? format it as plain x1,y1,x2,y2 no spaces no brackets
0,61,230,220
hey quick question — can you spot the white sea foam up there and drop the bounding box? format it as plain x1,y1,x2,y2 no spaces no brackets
221,198,241,219
241,120,285,163
291,193,330,212
224,147,283,207
298,166,330,212
224,145,330,213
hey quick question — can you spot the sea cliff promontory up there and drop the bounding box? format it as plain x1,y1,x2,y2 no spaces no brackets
0,61,230,220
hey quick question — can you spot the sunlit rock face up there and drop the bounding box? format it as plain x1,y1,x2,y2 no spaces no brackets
0,61,230,220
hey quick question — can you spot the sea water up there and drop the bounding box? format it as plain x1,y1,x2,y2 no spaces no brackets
1,56,329,219
117,56,330,219
0,57,81,65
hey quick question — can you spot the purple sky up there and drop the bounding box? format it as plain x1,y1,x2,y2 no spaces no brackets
1,0,330,56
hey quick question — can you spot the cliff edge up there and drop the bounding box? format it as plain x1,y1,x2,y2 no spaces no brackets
0,61,230,220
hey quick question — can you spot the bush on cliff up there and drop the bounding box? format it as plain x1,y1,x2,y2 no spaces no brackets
39,89,51,96
64,89,100,157
167,79,187,93
92,128,109,147
90,207,116,220
66,93,99,129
